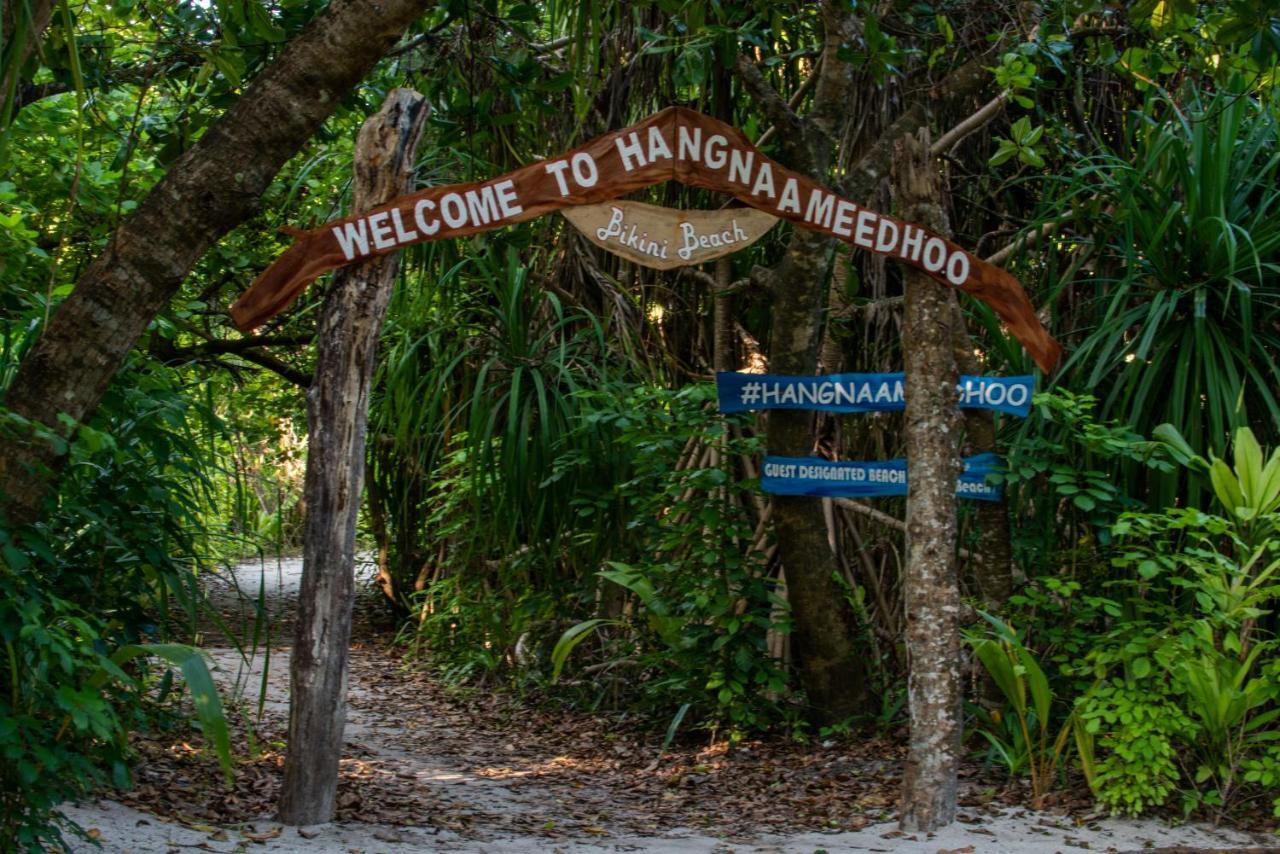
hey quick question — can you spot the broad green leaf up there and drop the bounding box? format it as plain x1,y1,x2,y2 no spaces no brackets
971,638,1026,717
1233,427,1262,504
1017,646,1052,734
1208,457,1244,513
550,619,617,681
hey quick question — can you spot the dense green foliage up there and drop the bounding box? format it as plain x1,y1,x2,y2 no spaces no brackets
1,0,1279,845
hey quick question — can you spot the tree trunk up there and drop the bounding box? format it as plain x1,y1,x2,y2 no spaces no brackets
766,229,869,724
0,0,432,527
895,129,964,833
734,0,871,725
950,297,1013,611
711,52,736,375
278,88,428,827
713,257,735,372
819,257,848,374
1,0,55,115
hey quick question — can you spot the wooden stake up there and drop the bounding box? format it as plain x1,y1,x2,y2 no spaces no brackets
278,89,428,826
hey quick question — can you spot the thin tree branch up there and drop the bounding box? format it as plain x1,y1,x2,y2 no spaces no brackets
984,217,1063,267
233,350,311,389
734,54,807,166
530,36,571,54
834,498,975,560
755,56,823,148
180,334,314,356
931,90,1008,156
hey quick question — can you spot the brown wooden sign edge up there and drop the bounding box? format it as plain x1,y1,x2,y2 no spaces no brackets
230,106,1061,372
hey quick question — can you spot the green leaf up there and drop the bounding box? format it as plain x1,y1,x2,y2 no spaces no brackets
971,638,1026,717
1208,457,1244,513
1018,147,1046,168
1017,646,1053,733
662,703,691,752
1232,427,1262,505
117,644,233,786
989,141,1019,167
549,619,618,681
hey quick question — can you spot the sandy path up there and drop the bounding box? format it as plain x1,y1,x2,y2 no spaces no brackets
66,557,1272,853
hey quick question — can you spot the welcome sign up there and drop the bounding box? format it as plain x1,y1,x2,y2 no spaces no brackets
761,453,1003,501
717,372,1034,417
230,107,1062,372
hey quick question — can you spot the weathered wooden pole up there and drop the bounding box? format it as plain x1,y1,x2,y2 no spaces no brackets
895,128,964,832
278,88,428,826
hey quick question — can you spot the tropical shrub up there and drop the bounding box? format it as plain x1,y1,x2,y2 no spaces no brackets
0,361,235,847
548,383,789,738
1077,679,1194,816
1038,85,1280,508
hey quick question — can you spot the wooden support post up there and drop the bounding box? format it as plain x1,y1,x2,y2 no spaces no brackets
278,89,428,826
895,128,964,833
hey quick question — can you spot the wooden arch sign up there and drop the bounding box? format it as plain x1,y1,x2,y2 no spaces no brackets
231,106,1061,371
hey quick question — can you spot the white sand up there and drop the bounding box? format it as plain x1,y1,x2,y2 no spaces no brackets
65,557,1274,853
63,797,1269,853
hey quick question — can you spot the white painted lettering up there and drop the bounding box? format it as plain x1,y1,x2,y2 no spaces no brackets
750,162,776,198
390,208,417,244
494,179,524,218
705,134,728,169
923,236,947,272
413,199,440,236
832,200,856,236
333,220,369,261
368,212,395,250
778,178,801,214
441,192,467,228
647,126,673,162
854,210,877,248
569,154,598,188
678,126,702,161
875,218,899,252
544,160,572,196
729,149,754,185
615,132,646,171
465,186,501,225
804,190,835,229
946,251,969,285
900,225,924,262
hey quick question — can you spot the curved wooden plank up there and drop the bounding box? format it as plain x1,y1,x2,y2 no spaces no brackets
230,106,1061,372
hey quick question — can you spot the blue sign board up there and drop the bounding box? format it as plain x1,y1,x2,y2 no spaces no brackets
761,452,1003,501
717,372,1033,417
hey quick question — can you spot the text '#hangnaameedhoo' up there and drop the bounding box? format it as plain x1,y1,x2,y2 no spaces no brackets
717,372,1034,417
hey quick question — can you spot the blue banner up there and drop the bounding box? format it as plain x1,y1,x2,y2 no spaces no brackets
761,452,1003,501
716,372,1033,417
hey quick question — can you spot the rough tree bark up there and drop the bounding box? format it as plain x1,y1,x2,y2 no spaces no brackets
895,128,964,832
279,88,428,827
0,0,433,527
950,296,1013,610
711,51,736,374
1,0,55,111
735,0,872,723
